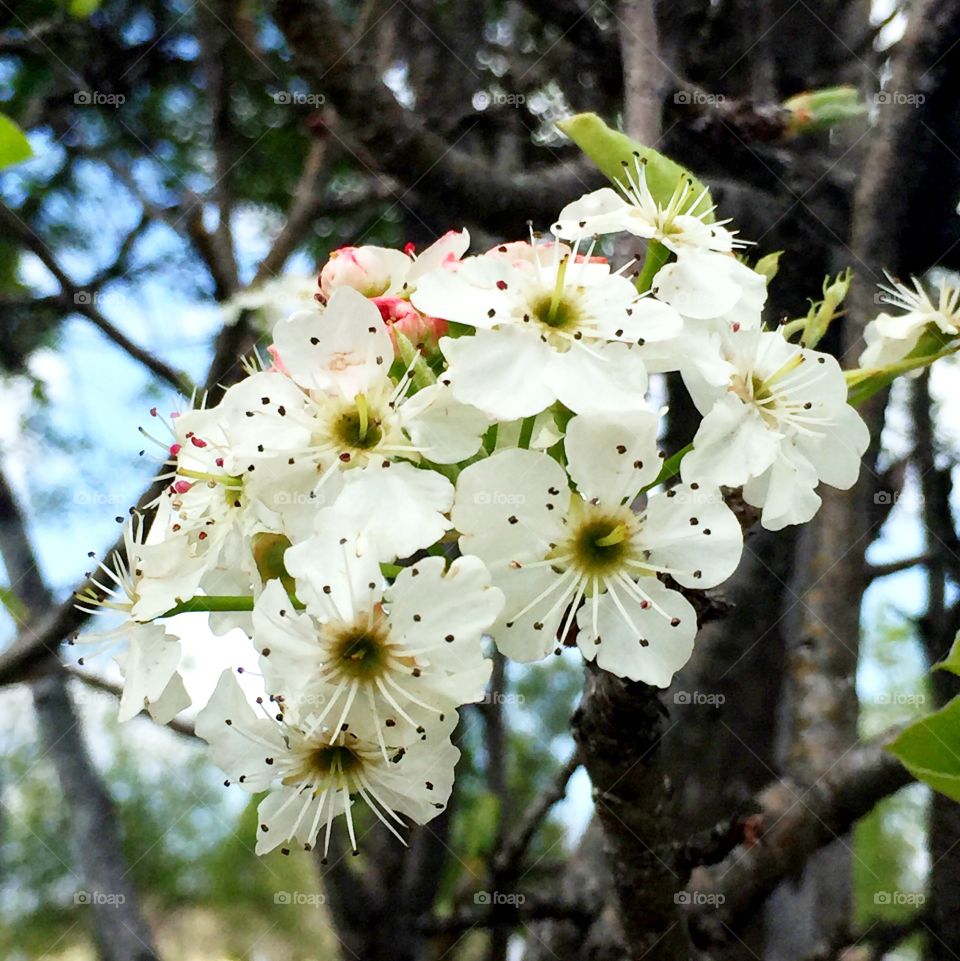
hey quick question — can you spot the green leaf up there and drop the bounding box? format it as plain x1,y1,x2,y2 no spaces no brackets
753,251,783,284
934,633,960,677
888,696,960,802
0,585,26,623
66,0,101,15
0,114,32,169
556,113,713,221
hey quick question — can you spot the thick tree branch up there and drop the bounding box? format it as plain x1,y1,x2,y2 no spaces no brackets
273,0,601,234
687,730,913,946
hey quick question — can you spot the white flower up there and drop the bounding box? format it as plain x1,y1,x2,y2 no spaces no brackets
452,412,742,686
254,526,502,742
681,328,870,530
552,158,741,255
216,288,488,555
412,241,680,419
860,274,960,368
197,670,459,855
76,513,205,623
73,515,200,721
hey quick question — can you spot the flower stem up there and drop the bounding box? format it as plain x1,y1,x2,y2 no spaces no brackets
517,416,536,450
634,239,671,293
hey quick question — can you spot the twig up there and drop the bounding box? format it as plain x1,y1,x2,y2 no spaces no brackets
0,200,191,393
493,751,580,876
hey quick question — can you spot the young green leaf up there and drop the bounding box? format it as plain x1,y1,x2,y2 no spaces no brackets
888,696,960,802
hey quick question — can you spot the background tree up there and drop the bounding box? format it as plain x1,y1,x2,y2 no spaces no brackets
0,1,959,959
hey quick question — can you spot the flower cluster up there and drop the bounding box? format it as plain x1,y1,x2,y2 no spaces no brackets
79,159,877,856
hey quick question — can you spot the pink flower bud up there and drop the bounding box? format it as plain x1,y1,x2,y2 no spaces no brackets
373,295,448,353
319,246,396,299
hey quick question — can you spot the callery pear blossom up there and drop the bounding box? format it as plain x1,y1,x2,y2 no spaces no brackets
452,412,743,687
253,527,502,745
681,328,870,530
413,240,681,419
197,670,459,855
74,163,917,862
553,157,742,255
860,274,960,368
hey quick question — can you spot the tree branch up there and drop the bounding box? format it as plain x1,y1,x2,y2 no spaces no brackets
273,0,602,234
686,730,913,946
0,470,161,961
0,201,191,393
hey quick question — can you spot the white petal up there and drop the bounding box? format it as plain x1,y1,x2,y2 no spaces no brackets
411,257,511,329
681,395,782,488
548,340,648,414
743,447,822,530
196,670,283,792
580,580,697,686
453,449,569,562
334,463,454,560
552,187,645,240
794,404,870,490
285,523,382,619
604,296,683,344
145,671,191,725
490,565,572,663
116,623,181,722
565,410,661,504
388,555,503,673
272,287,394,396
640,484,742,588
404,229,470,287
440,328,556,419
398,384,490,463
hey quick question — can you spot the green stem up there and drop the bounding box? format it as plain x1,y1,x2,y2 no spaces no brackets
634,239,671,293
161,595,260,617
642,443,693,492
517,416,536,450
